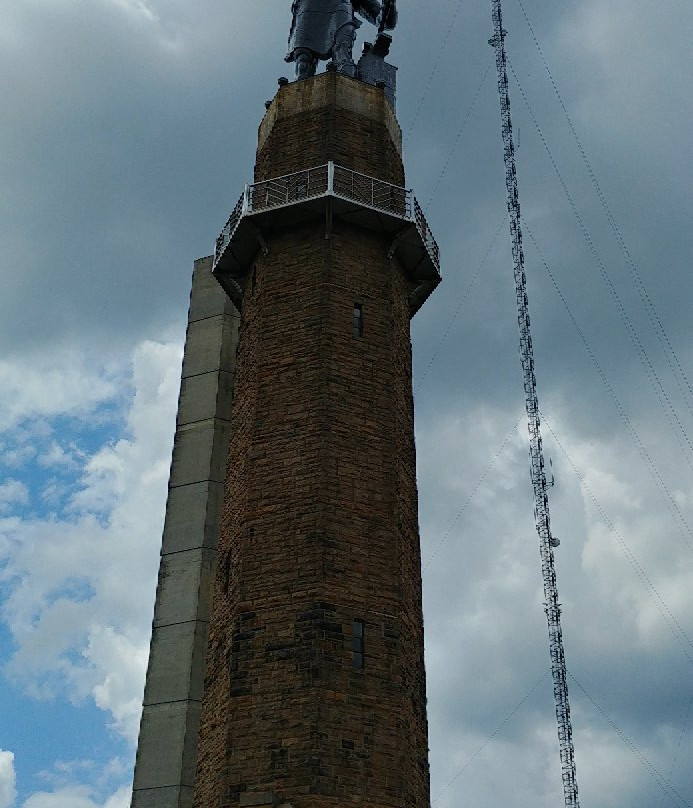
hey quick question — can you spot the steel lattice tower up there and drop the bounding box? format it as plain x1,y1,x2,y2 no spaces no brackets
489,2,580,806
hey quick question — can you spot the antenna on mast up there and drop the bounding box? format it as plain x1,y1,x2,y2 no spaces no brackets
488,3,580,806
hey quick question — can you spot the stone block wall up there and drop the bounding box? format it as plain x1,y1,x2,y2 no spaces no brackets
255,72,404,187
193,73,430,808
194,220,429,808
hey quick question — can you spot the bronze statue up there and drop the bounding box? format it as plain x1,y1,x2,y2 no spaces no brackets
287,0,397,80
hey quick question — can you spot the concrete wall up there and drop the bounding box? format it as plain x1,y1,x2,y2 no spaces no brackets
131,257,239,808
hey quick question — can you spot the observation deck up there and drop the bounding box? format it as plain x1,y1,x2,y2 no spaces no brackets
212,161,441,315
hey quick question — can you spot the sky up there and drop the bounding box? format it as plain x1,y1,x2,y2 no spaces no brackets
1,1,692,807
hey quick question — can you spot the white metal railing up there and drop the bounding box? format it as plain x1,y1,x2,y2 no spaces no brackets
215,192,245,266
332,164,411,218
214,162,440,274
413,197,440,270
249,164,330,212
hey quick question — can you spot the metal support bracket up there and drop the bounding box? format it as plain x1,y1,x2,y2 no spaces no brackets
248,223,269,256
387,225,410,259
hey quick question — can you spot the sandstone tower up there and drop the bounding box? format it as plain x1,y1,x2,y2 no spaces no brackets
131,54,441,808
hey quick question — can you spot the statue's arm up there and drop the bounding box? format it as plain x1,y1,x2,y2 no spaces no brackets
288,0,299,46
379,0,397,30
352,0,381,26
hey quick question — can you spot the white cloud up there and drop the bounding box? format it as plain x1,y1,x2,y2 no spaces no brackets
0,480,29,513
0,351,125,432
0,338,181,744
569,427,693,654
36,757,131,795
0,751,17,808
89,628,150,741
21,784,130,808
0,445,36,470
37,443,81,470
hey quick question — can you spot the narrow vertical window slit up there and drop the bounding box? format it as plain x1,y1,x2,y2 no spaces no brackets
352,619,365,668
353,303,363,338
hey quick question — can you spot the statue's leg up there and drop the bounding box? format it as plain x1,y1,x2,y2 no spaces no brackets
294,48,317,79
332,23,357,77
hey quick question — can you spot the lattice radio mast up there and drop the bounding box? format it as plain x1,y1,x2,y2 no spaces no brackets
488,3,580,806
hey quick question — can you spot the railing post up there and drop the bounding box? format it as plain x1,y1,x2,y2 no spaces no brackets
327,161,335,194
243,184,250,214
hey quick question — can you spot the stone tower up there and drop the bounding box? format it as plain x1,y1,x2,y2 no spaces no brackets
131,59,440,808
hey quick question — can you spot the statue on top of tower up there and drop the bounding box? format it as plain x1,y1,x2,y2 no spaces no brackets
287,0,398,80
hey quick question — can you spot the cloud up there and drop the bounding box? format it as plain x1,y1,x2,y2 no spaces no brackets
0,351,124,433
1,2,693,807
36,758,131,795
37,443,81,471
416,398,693,806
89,629,150,741
0,480,29,513
0,751,17,808
0,445,37,471
0,338,181,745
0,0,288,359
20,784,130,808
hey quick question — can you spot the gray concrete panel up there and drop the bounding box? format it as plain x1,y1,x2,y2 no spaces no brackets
132,256,238,808
177,370,234,427
131,785,193,808
181,315,240,379
132,701,202,790
142,621,208,705
169,419,232,487
188,256,237,324
153,548,216,627
160,481,224,554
